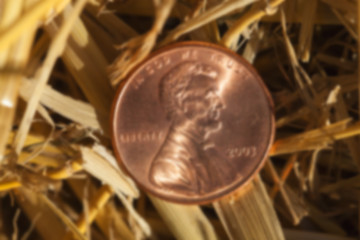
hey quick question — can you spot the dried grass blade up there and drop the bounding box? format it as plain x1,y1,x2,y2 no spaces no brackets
320,175,360,193
265,160,308,225
316,53,356,70
298,0,318,62
86,4,138,41
81,8,138,61
39,193,86,240
308,204,346,235
214,176,285,240
276,106,311,128
150,196,218,240
0,0,36,160
331,8,357,39
115,190,151,238
11,209,20,240
68,179,136,240
281,184,308,225
20,80,101,130
20,213,41,240
242,27,265,63
110,0,175,85
16,188,66,240
280,8,317,110
221,0,285,49
64,184,113,239
262,1,339,24
5,131,65,168
45,8,114,135
80,145,138,198
0,0,71,51
80,144,151,237
13,0,88,155
270,119,353,156
160,0,256,46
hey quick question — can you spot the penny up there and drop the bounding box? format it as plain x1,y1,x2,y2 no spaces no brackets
111,41,275,204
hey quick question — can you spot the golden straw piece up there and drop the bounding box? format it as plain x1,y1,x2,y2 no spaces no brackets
160,0,256,46
0,0,37,160
0,180,21,191
150,195,218,240
0,0,71,51
13,0,89,155
221,0,285,48
214,176,285,240
64,184,113,239
110,0,176,85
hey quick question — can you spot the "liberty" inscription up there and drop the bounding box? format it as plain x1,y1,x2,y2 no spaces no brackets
119,131,164,143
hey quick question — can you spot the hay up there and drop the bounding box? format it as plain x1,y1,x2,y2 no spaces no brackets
1,0,360,239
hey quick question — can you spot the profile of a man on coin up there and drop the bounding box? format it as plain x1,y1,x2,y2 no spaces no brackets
149,62,236,195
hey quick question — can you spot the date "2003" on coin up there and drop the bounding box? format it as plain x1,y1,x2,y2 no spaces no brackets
225,146,257,159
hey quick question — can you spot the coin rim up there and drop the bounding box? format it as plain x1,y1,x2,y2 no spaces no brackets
111,41,275,204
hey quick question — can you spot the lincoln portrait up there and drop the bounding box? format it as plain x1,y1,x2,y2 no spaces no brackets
149,62,236,195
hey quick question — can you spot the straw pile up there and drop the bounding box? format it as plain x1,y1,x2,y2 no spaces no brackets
0,0,359,239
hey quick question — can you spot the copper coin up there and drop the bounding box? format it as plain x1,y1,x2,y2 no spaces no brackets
111,41,275,204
